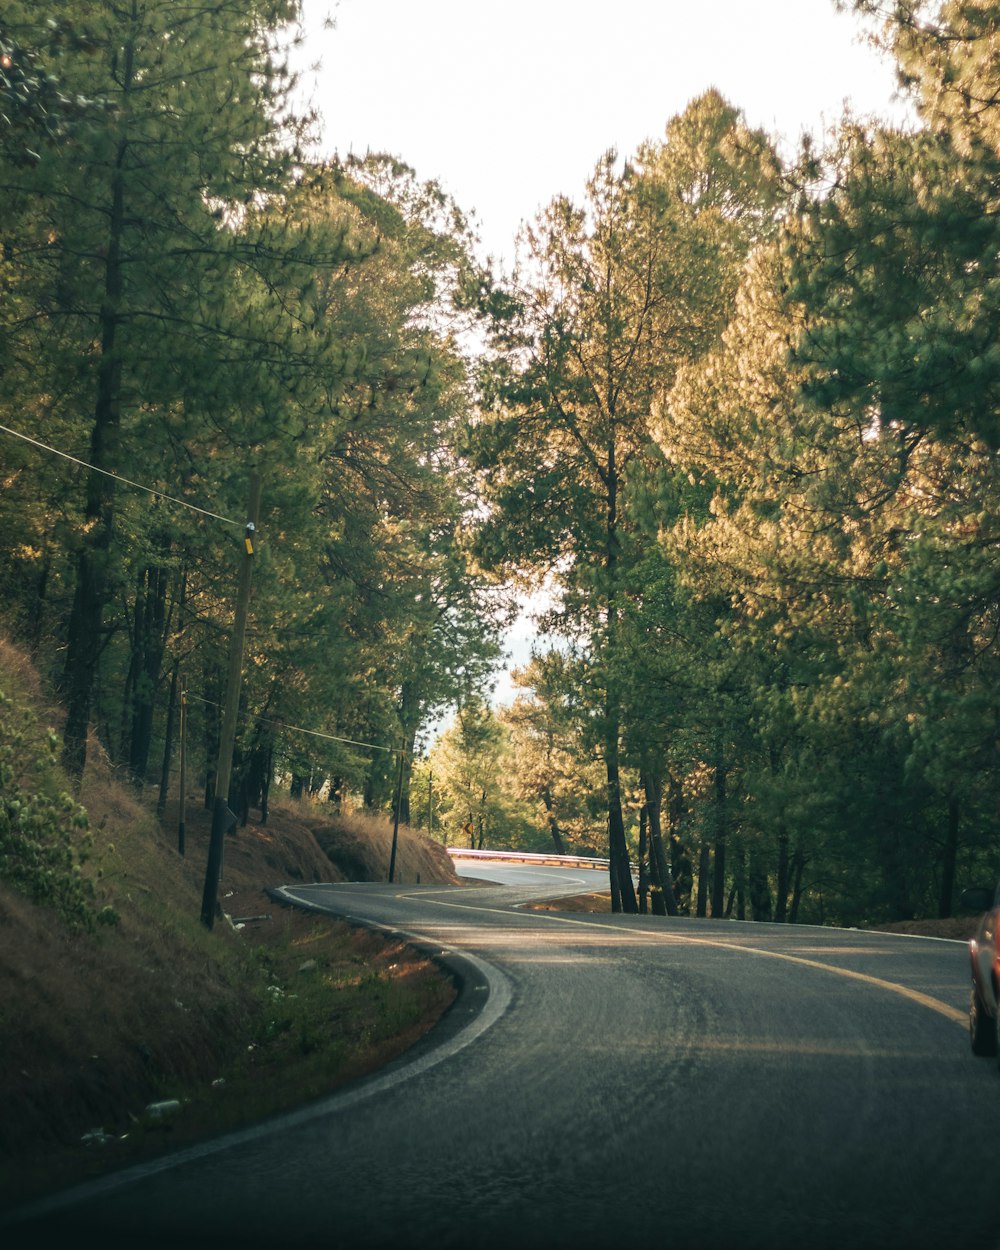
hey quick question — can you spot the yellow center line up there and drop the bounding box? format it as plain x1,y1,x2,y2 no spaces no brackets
401,893,967,1028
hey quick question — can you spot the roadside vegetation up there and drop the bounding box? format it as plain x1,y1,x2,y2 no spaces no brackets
2,14,1000,1188
0,639,458,1210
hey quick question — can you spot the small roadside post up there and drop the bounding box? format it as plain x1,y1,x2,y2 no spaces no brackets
200,472,261,929
177,672,187,857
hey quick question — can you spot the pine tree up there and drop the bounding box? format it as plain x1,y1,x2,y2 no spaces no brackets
0,1,311,777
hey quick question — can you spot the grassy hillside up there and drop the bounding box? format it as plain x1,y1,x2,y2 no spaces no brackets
0,639,459,1209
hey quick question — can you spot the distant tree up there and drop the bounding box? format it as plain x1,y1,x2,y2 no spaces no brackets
430,700,513,849
470,94,784,912
498,654,607,856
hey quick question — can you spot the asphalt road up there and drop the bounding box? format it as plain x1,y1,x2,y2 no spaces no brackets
7,860,999,1250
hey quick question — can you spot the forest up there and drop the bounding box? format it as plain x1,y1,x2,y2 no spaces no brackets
1,1,999,927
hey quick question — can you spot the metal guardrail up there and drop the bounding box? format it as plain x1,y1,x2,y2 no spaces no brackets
446,848,610,871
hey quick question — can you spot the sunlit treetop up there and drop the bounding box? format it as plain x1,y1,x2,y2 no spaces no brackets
846,0,1000,154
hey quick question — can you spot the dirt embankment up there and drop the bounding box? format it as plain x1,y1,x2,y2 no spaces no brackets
1,787,460,1211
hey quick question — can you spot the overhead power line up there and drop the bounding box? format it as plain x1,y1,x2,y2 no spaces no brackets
0,421,242,526
185,693,402,756
2,423,408,755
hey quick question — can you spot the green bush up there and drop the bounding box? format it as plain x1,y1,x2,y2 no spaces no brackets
0,689,97,927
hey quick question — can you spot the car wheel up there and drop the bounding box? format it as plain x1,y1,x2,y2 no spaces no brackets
970,986,997,1057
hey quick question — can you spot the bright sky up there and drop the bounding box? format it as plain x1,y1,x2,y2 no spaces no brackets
293,0,912,265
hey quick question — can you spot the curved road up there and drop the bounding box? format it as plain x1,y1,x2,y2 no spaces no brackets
7,859,998,1249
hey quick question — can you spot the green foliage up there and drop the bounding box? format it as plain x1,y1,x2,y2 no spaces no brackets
422,698,543,850
0,688,99,927
785,122,1000,446
468,94,786,909
0,4,497,813
498,655,611,854
656,10,1000,919
0,14,107,162
6,1,1000,926
849,0,1000,156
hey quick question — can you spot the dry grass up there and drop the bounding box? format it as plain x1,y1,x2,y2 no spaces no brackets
1,878,456,1207
310,805,459,888
0,637,45,702
869,916,980,940
524,891,613,914
0,641,460,1211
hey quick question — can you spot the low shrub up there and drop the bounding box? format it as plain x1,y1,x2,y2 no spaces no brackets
0,689,97,928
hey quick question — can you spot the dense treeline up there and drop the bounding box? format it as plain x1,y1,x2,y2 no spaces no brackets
0,2,502,824
3,2,1000,927
443,0,1000,924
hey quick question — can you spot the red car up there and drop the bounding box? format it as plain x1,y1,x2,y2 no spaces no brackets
968,881,1000,1063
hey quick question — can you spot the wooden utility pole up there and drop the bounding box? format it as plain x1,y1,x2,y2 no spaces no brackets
178,672,187,856
387,746,405,883
201,472,261,929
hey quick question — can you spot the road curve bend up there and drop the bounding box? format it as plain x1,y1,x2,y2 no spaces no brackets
5,862,996,1250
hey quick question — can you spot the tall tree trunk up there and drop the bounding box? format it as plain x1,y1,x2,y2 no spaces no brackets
397,680,423,826
542,788,566,855
155,571,186,818
647,825,665,914
733,843,746,920
696,843,710,918
637,805,648,915
671,842,693,915
156,659,180,819
476,805,486,850
711,747,728,918
788,841,805,923
394,726,417,827
749,849,773,921
240,721,273,826
119,638,139,765
938,794,959,919
601,626,634,912
60,35,136,780
774,821,790,923
60,489,117,779
608,828,623,913
667,770,691,913
128,564,169,788
246,742,273,826
605,732,637,913
770,743,790,922
642,767,677,917
602,452,637,914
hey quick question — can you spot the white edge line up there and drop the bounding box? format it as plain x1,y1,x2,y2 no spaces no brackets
1,886,512,1229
